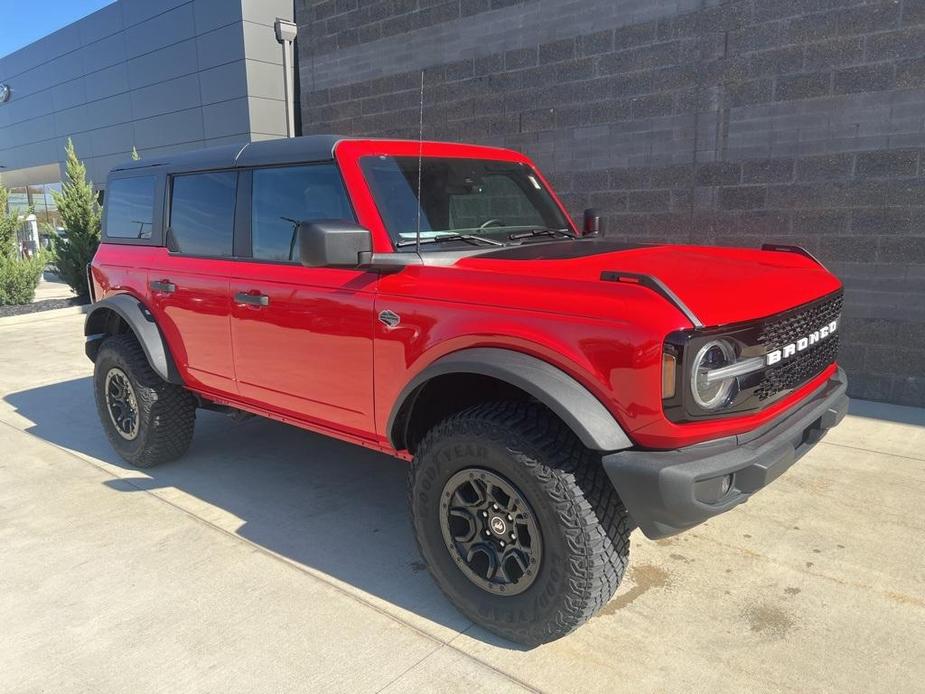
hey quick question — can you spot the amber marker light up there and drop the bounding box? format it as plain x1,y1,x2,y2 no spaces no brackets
662,350,677,399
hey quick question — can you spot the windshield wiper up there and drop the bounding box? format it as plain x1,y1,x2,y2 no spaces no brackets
396,233,504,248
508,227,577,241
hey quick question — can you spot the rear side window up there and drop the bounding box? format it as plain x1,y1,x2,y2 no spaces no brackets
168,172,237,256
251,164,353,262
104,176,156,239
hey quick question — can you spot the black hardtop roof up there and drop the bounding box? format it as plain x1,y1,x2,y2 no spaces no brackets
110,135,351,175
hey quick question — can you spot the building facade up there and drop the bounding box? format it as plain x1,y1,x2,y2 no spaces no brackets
2,0,924,407
0,0,295,226
296,0,925,407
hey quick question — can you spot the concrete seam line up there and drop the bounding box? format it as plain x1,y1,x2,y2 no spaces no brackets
375,636,543,694
449,626,547,694
375,627,545,694
373,643,448,694
0,418,541,690
818,440,925,465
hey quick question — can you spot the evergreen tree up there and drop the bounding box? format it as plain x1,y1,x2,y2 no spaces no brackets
51,138,101,297
0,186,19,260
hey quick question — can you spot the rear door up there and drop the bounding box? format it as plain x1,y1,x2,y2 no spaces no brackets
97,173,161,301
148,171,238,395
228,163,378,439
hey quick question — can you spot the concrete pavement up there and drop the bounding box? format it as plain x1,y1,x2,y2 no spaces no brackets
33,272,75,302
0,309,922,693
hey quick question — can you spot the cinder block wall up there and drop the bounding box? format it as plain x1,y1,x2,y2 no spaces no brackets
296,0,925,407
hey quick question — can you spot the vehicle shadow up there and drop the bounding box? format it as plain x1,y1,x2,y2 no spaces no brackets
847,397,925,426
4,377,524,650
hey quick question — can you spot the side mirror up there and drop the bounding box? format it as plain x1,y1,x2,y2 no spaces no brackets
583,208,602,236
297,220,372,268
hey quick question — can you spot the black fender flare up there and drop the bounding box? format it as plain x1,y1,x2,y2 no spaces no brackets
84,294,183,384
388,347,633,452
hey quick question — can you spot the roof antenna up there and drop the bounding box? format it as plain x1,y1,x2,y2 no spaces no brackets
415,70,425,257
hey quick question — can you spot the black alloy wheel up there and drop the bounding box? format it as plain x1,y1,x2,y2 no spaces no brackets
440,468,542,596
105,367,140,440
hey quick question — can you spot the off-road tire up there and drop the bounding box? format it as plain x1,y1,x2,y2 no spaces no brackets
409,401,631,646
93,334,196,467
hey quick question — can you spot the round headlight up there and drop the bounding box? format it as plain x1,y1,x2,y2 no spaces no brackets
691,339,737,410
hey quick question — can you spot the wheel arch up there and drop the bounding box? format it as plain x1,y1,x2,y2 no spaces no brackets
84,293,183,385
388,347,633,455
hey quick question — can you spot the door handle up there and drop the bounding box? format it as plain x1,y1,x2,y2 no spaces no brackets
150,279,176,293
234,292,270,307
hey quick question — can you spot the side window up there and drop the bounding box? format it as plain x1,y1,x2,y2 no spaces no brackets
168,171,236,256
104,176,156,239
251,164,353,262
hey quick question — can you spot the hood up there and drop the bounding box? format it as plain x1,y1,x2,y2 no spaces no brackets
455,240,843,328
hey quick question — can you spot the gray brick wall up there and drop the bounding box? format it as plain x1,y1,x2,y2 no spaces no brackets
304,0,538,55
296,0,925,407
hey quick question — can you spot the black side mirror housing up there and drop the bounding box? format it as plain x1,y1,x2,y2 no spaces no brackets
583,208,602,236
298,220,373,268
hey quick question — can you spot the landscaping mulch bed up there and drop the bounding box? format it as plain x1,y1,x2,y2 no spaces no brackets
0,295,89,319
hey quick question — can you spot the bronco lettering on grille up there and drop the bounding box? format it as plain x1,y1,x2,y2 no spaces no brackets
766,318,839,366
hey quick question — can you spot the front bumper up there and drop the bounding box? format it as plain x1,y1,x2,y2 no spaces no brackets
603,367,848,539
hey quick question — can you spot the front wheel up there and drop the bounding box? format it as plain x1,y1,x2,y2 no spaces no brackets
409,402,631,646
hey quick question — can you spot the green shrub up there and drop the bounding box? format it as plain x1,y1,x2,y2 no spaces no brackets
51,138,101,298
0,254,46,306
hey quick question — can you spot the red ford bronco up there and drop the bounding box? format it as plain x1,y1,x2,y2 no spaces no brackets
86,136,847,646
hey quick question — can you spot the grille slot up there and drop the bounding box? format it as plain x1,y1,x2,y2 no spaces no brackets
755,294,842,401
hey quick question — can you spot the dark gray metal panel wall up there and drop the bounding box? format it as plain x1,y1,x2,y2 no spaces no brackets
0,0,293,186
296,0,925,407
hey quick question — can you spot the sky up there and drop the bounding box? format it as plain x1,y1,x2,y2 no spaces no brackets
0,0,115,58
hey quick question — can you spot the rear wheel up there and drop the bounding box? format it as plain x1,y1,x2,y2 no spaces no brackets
93,334,196,467
409,401,631,646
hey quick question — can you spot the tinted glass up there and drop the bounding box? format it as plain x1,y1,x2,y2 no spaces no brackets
104,176,155,239
251,164,354,261
360,156,571,250
169,172,236,256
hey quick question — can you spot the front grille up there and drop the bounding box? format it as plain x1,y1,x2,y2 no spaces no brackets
755,293,843,401
756,334,839,400
757,294,843,350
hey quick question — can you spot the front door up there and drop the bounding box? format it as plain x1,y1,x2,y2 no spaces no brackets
229,163,377,438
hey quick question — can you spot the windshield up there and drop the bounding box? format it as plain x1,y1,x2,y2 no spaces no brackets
360,156,573,251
